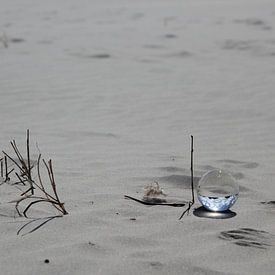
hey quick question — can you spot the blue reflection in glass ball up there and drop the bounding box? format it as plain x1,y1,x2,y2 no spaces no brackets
197,170,239,212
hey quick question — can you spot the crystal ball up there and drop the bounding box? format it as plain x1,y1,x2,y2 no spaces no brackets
197,169,239,212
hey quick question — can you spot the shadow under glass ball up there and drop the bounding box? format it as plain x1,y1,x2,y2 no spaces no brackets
197,169,239,212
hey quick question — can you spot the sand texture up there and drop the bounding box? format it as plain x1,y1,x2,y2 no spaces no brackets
0,0,275,274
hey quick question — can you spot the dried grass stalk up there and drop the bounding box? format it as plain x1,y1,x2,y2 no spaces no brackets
179,135,195,219
1,130,68,219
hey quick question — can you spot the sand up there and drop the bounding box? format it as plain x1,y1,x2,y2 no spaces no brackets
0,0,275,274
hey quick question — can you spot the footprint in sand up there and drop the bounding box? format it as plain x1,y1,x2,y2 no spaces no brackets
220,39,258,52
260,201,275,209
164,51,192,58
10,38,25,43
220,39,275,56
219,228,273,249
234,18,272,30
143,44,166,50
70,52,111,59
131,12,144,21
163,33,178,39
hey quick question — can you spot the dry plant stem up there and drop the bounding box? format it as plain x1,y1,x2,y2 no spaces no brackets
7,168,15,178
0,157,3,178
5,156,8,181
14,172,26,185
28,154,63,206
3,156,14,182
191,135,194,204
179,201,194,220
3,135,35,194
0,158,3,185
179,135,194,220
3,148,34,193
2,146,34,195
10,141,26,171
37,154,50,199
1,130,68,235
22,197,65,218
26,129,32,183
44,159,60,202
15,157,68,218
3,130,68,220
124,195,186,207
42,159,68,215
36,155,60,202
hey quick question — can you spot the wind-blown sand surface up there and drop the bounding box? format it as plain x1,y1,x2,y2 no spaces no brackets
1,0,275,274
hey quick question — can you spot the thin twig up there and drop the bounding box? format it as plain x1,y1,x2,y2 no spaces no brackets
36,154,45,191
43,159,60,202
42,159,68,215
4,156,9,181
179,135,195,220
14,172,26,185
0,157,3,178
36,154,59,206
191,135,194,204
21,187,34,197
10,141,27,173
27,129,32,185
31,155,57,201
7,168,15,176
22,199,49,218
3,134,35,194
2,150,24,175
179,201,194,220
124,195,186,207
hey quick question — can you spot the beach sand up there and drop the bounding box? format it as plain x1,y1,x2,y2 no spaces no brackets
0,0,275,274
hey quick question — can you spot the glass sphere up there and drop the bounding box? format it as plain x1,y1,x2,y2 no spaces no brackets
197,169,239,212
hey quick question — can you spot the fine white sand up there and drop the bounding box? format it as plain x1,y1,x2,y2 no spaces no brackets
0,0,275,274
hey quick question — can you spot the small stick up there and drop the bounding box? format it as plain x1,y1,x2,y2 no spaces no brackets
43,159,59,201
0,158,4,178
179,201,193,220
26,130,34,194
191,135,194,204
2,149,24,174
0,157,3,178
0,158,3,185
14,172,26,185
4,156,9,181
179,135,194,220
21,187,35,197
27,129,32,182
7,168,15,177
42,159,68,215
124,195,186,207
